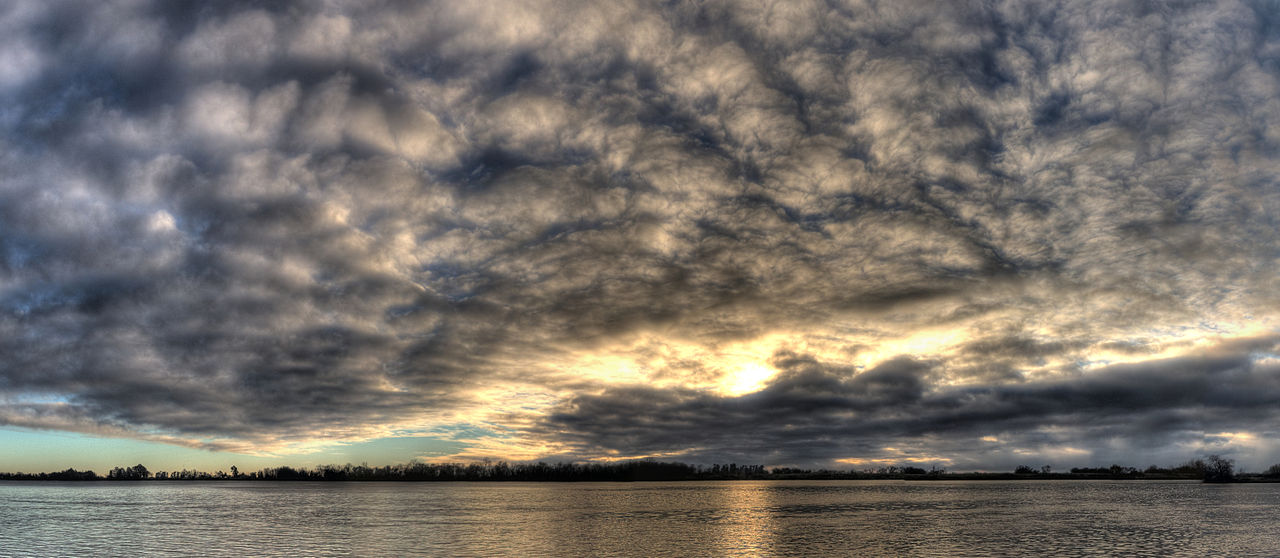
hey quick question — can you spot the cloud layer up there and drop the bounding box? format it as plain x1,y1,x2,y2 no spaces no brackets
2,0,1279,468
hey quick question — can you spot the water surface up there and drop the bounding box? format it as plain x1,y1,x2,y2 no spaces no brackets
2,480,1276,556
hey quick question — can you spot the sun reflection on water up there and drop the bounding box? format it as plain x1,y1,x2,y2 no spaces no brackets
709,481,780,556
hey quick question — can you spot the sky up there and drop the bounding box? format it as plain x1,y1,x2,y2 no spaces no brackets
1,0,1280,474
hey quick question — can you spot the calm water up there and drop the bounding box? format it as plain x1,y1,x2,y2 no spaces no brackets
1,480,1278,556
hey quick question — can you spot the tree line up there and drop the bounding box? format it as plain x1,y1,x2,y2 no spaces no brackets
1013,455,1243,483
0,461,772,482
1,455,1275,482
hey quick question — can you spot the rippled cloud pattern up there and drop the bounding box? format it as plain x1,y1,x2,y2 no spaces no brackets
2,0,1279,469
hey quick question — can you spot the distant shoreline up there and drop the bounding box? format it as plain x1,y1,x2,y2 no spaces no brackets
4,457,1271,483
3,473,1278,483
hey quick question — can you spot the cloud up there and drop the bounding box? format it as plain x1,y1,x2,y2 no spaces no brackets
536,337,1280,468
1,0,1278,468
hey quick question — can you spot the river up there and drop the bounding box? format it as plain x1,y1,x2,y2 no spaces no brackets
2,479,1277,556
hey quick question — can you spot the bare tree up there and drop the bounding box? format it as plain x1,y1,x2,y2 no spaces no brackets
1203,454,1234,483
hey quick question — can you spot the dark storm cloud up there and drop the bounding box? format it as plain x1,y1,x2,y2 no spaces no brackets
538,337,1280,468
1,0,1278,464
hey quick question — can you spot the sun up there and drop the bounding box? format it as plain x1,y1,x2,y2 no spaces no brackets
721,362,776,396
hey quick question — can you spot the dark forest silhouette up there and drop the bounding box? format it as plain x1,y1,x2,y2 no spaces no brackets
0,454,1273,483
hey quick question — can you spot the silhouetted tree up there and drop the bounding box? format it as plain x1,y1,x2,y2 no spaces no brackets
45,468,97,480
1174,459,1207,477
1203,454,1234,483
106,464,150,480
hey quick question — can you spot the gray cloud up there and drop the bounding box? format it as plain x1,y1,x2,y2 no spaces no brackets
538,337,1280,468
1,0,1279,467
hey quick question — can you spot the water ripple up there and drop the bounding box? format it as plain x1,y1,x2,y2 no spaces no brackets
0,480,1277,556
